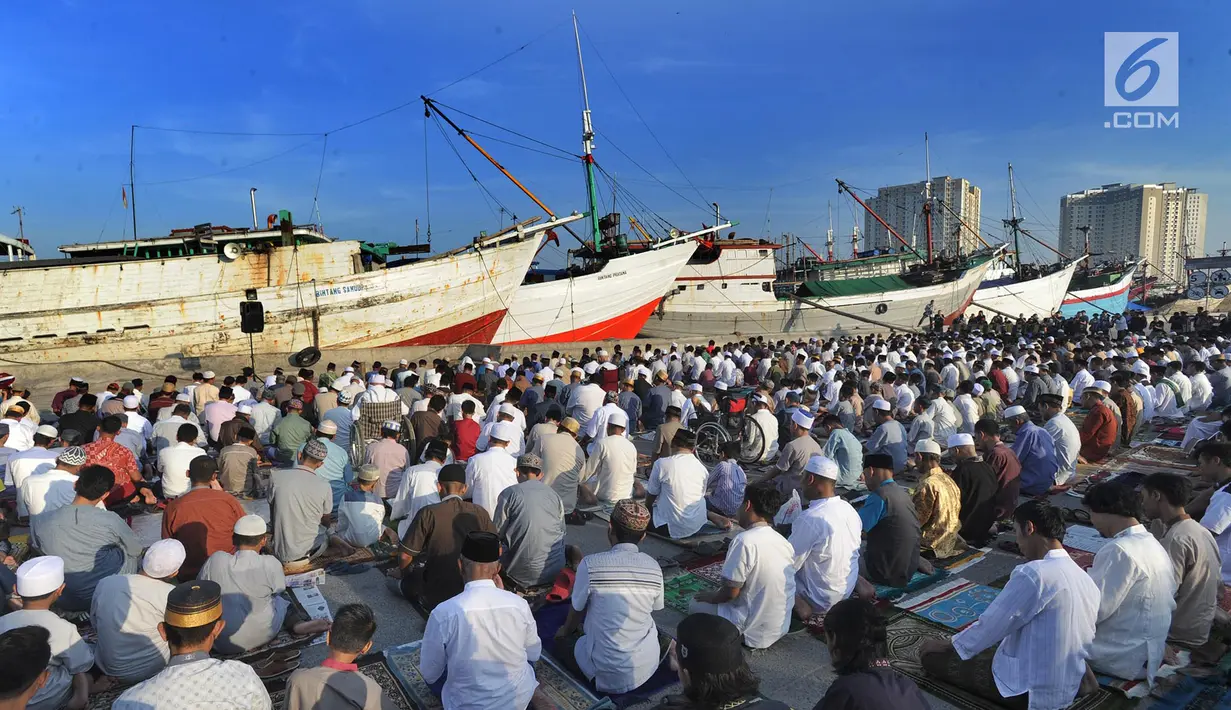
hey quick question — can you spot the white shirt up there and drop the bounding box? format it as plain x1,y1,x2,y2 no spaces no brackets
566,383,606,426
1134,382,1156,423
584,402,626,441
928,399,959,440
572,543,664,693
445,393,486,422
1153,381,1181,418
1200,485,1231,585
476,421,524,458
951,549,1100,710
2,418,33,452
124,411,154,441
152,415,205,452
1070,369,1095,402
336,491,385,547
250,402,282,445
1044,413,1081,486
645,453,708,539
751,409,780,461
157,441,206,498
7,447,58,516
954,394,979,434
391,461,443,539
789,496,861,612
580,435,638,503
465,447,518,518
1087,525,1177,684
418,579,540,710
22,468,103,547
895,385,915,417
351,385,410,419
716,524,796,649
1189,372,1213,413
940,364,959,390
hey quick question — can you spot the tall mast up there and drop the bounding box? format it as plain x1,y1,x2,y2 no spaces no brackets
923,132,933,263
10,206,24,241
573,13,602,250
826,200,834,261
1002,162,1023,279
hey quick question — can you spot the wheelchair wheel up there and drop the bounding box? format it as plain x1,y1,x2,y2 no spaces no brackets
349,423,367,467
737,416,765,464
695,421,730,465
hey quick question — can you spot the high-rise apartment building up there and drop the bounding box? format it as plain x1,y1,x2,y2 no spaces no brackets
863,177,982,255
1058,183,1207,284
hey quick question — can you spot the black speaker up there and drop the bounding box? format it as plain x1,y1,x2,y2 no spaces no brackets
239,301,265,333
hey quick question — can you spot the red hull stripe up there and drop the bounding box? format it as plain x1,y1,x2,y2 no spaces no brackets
383,309,507,347
500,298,663,345
944,289,978,326
1061,281,1130,306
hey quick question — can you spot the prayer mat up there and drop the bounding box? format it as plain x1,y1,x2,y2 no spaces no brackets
283,544,377,574
1147,675,1231,710
686,560,726,585
263,652,415,710
680,552,727,572
383,641,604,710
1064,545,1097,571
663,572,720,614
897,578,1001,631
1064,526,1111,554
936,546,989,575
873,568,949,601
647,523,735,551
1221,586,1231,614
883,612,1130,710
1096,654,1188,699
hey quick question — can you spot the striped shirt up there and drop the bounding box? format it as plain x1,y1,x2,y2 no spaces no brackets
571,543,664,693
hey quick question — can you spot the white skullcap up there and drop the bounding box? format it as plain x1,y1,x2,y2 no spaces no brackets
383,420,402,431
499,403,518,417
947,433,975,448
490,421,517,443
122,395,140,409
202,371,216,379
608,410,629,428
1023,365,1039,374
804,454,838,480
142,539,186,578
16,556,64,597
791,409,814,430
35,425,57,438
1132,360,1150,376
570,367,584,376
1091,380,1111,395
330,379,346,391
234,514,268,536
1004,405,1027,418
399,359,409,366
237,404,253,414
344,366,354,373
583,362,600,375
715,381,728,391
973,383,984,394
175,393,191,402
915,439,942,455
265,375,278,387
317,420,338,435
367,373,381,384
872,399,892,412
687,383,703,393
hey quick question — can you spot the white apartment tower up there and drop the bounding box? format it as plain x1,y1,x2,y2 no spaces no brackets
1059,183,1207,284
863,177,982,255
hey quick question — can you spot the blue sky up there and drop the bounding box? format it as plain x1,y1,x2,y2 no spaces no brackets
3,0,1229,267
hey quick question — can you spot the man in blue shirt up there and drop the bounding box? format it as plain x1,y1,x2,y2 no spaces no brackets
1005,405,1060,497
820,414,864,490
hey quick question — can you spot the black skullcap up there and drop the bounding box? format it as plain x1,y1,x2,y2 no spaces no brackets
460,531,501,563
676,613,745,675
1038,393,1064,406
864,453,895,471
438,463,467,484
165,580,222,628
672,428,697,449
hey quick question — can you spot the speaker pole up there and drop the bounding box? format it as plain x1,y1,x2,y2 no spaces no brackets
248,332,255,376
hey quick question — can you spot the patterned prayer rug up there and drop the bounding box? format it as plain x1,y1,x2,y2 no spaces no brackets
873,568,949,601
883,613,1130,710
686,560,726,585
1148,674,1231,710
936,546,989,575
259,652,414,710
383,641,603,710
663,572,720,614
897,578,1001,631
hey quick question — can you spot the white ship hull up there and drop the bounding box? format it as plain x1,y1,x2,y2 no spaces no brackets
0,217,580,364
968,259,1082,319
494,239,695,345
639,245,996,339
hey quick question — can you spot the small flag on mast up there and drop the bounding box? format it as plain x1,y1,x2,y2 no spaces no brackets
122,186,128,209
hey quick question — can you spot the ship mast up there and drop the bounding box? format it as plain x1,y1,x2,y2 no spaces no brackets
1002,163,1024,279
923,132,933,263
573,13,602,251
836,179,924,261
826,201,834,261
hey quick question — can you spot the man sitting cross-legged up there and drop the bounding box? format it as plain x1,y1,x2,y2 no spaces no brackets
918,501,1099,710
688,482,796,649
